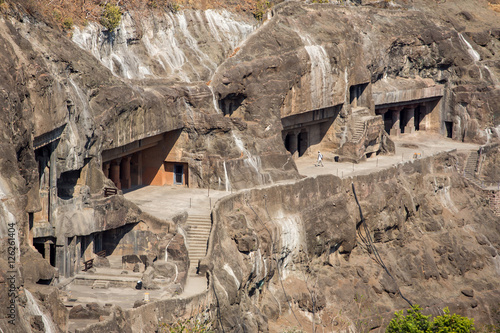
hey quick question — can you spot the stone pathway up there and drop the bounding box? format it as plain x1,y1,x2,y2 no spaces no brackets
295,132,479,178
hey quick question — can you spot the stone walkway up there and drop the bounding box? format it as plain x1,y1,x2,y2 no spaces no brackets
295,132,479,178
124,186,227,221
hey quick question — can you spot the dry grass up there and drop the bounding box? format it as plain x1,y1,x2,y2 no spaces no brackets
489,2,500,13
6,0,270,30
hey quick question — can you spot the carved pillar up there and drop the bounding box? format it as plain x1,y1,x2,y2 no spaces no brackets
405,107,416,134
110,159,122,189
390,108,402,136
289,132,298,158
49,141,58,226
44,241,52,264
137,151,143,186
121,156,132,189
103,162,110,178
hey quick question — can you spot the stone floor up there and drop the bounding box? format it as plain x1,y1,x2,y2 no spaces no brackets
124,186,228,220
295,132,479,179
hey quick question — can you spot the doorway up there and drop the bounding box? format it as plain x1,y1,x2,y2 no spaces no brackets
174,164,184,185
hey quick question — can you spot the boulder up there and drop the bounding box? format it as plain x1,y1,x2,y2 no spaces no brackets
152,260,177,280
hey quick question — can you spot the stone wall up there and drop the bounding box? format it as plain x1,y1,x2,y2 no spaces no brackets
75,291,209,333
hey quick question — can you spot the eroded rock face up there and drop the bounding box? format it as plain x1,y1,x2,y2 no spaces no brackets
0,0,499,331
208,152,500,332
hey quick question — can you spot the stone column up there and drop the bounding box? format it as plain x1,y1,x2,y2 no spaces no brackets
64,237,69,278
405,106,416,134
137,152,143,186
121,156,132,189
49,141,58,226
44,241,52,264
110,159,122,189
103,162,110,178
390,107,402,136
288,132,298,158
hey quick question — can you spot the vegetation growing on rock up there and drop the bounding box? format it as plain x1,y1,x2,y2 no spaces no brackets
387,305,475,333
100,3,122,32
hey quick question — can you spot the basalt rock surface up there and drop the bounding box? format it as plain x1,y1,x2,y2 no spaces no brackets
207,151,500,332
0,0,499,332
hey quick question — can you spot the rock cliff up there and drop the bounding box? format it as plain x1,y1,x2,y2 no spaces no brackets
0,0,498,331
207,151,500,332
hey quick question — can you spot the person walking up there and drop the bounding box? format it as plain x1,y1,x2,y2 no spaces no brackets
316,151,324,167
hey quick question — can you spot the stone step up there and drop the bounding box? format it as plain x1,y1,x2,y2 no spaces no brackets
352,106,370,115
188,231,211,235
187,219,212,223
187,218,211,222
92,280,110,289
188,243,208,247
187,215,212,220
187,246,208,251
189,255,206,260
189,255,207,260
189,254,207,259
188,242,208,247
187,225,212,230
188,230,211,234
187,223,212,227
189,250,206,254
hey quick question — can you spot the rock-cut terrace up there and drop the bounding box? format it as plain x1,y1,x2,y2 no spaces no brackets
64,131,485,333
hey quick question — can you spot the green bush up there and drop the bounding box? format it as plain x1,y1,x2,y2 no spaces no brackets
100,3,122,32
253,0,271,21
432,308,475,333
62,17,73,30
387,305,475,333
167,0,180,13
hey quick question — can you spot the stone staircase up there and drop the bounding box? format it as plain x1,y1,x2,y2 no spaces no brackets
464,151,479,178
351,120,366,142
463,151,484,187
350,107,370,143
186,214,212,275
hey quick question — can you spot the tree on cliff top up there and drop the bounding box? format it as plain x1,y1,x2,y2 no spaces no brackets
100,3,122,32
387,305,475,333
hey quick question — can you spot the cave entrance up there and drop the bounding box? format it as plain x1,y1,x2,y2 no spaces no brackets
173,164,185,185
350,83,369,108
445,121,453,138
383,111,392,134
284,133,297,156
298,131,309,157
102,129,189,190
219,93,246,116
281,105,341,158
376,98,441,137
33,237,56,267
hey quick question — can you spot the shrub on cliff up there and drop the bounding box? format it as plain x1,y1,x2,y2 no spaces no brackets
100,3,122,32
387,305,475,333
253,0,271,20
